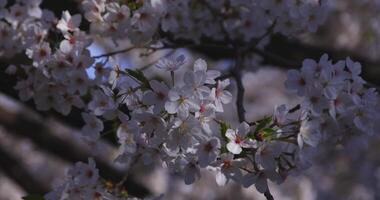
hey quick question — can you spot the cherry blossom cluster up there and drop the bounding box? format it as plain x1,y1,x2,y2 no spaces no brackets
45,158,162,200
285,54,380,138
81,0,330,44
1,0,379,199
0,0,56,57
1,0,100,116
42,54,379,199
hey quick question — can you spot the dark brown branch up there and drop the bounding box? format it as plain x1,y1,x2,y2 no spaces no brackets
0,97,150,197
0,144,49,194
93,46,137,58
264,190,275,200
164,35,380,88
232,51,246,123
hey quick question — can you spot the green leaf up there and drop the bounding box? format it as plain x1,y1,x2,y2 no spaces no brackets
125,69,151,89
22,194,44,200
220,122,230,136
219,122,230,153
262,128,275,134
255,116,272,131
220,122,230,141
125,0,144,11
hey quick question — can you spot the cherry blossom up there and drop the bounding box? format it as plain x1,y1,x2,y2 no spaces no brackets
225,122,255,154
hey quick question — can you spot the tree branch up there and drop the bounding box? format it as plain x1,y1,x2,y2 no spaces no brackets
0,144,49,194
0,95,151,197
232,51,246,123
264,190,275,200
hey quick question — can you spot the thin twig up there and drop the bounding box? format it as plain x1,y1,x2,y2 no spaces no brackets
93,45,172,59
93,46,137,58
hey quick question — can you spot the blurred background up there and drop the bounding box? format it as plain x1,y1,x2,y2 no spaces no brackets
1,0,380,200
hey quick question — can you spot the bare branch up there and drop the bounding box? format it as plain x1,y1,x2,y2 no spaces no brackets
232,51,246,123
93,46,138,58
264,189,275,200
0,95,151,198
0,144,49,194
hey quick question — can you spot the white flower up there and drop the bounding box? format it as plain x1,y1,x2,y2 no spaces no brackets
183,70,210,99
134,112,167,147
215,153,244,186
210,79,232,112
26,42,51,67
166,113,201,151
82,187,111,200
60,31,91,53
68,158,99,186
196,137,220,168
24,0,42,18
193,59,221,84
285,69,312,96
68,70,90,95
349,89,379,135
88,89,116,116
104,2,130,23
297,120,321,148
328,92,350,120
183,157,201,185
14,77,34,101
81,112,103,141
300,4,328,33
242,170,282,193
255,143,281,170
346,57,363,80
82,0,105,22
301,88,328,116
142,80,169,113
131,2,159,33
5,4,27,25
195,100,216,134
226,122,254,154
165,87,200,117
116,120,139,157
57,11,82,33
302,54,331,76
273,104,290,126
155,54,186,72
55,93,84,115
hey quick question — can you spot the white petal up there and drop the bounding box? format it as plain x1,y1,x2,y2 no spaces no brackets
220,91,232,104
168,90,180,101
216,171,227,186
238,122,250,136
227,142,242,154
165,101,179,114
194,59,207,71
297,134,304,149
225,129,236,140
